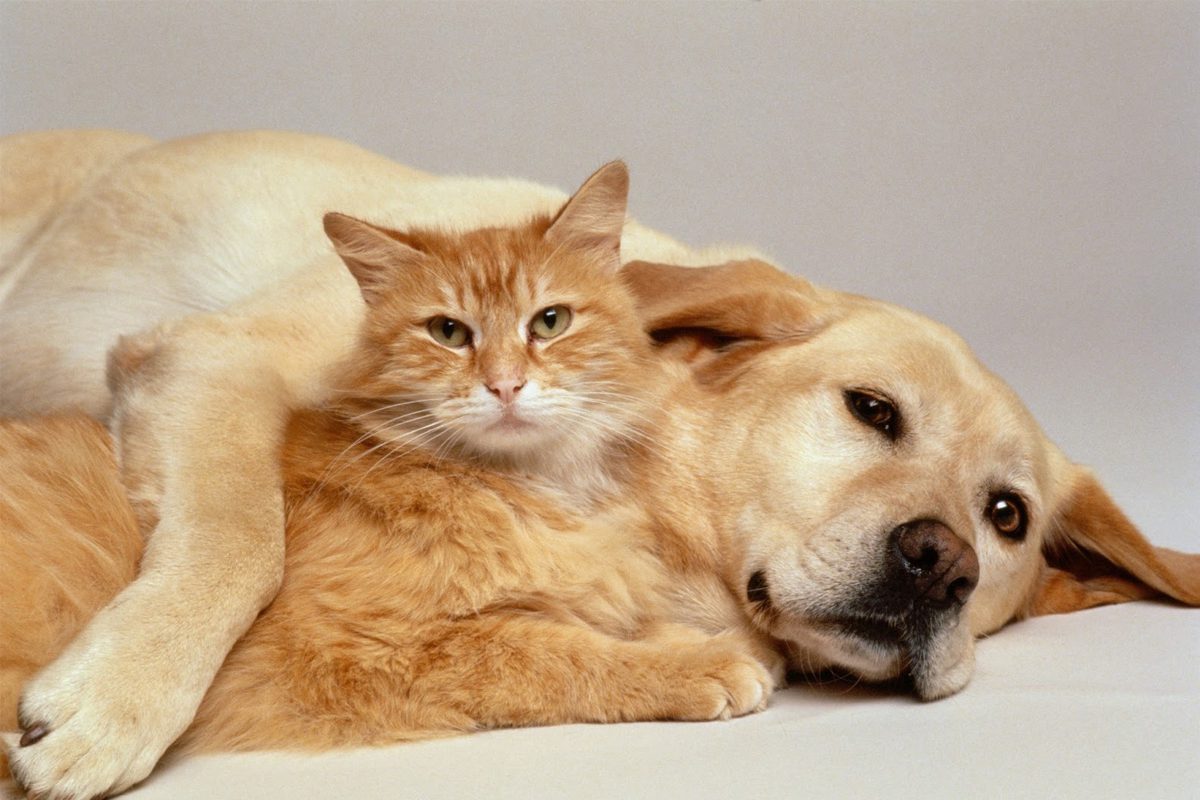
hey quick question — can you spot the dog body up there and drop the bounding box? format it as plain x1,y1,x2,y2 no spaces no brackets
1,130,1197,798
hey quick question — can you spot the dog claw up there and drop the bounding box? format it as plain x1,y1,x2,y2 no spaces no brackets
19,724,51,747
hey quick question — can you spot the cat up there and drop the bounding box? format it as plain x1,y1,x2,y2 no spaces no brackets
1,162,772,758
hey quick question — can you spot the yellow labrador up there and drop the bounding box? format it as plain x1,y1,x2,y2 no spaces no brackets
0,130,1196,799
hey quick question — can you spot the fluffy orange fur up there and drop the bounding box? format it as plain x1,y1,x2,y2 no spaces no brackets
320,214,656,495
0,397,766,755
0,417,140,735
177,165,768,749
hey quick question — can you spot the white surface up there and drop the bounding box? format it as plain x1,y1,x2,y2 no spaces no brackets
129,604,1198,800
1,3,1197,799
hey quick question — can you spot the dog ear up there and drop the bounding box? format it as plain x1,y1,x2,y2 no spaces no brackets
1026,467,1200,616
620,260,831,376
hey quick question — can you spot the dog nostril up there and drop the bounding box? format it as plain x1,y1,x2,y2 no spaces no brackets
911,545,939,573
896,529,943,575
948,576,976,605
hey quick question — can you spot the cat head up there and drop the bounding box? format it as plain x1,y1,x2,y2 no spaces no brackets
323,162,655,472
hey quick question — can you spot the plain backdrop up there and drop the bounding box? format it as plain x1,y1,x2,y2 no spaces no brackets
1,4,1197,800
2,2,1195,552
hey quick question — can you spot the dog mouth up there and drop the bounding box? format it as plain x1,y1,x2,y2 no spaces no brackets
819,615,904,648
746,570,902,645
745,570,964,695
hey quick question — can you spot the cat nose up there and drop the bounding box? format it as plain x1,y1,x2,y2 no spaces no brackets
486,377,526,405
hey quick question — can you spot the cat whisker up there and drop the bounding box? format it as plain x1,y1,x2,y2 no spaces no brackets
349,407,437,430
307,413,449,499
429,426,471,466
549,407,656,449
557,395,660,429
344,399,429,423
347,423,452,491
573,400,659,430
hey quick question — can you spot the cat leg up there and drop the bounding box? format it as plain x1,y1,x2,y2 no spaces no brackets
172,610,777,755
406,615,775,731
184,615,775,753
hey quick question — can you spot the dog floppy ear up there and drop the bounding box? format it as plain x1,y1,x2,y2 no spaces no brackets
1026,467,1200,616
620,260,832,377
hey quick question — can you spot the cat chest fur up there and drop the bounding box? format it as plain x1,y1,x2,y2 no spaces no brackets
276,410,668,638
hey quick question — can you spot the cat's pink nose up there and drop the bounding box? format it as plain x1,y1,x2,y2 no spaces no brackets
487,377,526,405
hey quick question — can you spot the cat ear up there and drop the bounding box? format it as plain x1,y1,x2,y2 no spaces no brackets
544,161,629,267
1025,464,1200,616
323,212,424,305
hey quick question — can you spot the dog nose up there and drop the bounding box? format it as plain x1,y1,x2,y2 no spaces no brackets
889,519,979,609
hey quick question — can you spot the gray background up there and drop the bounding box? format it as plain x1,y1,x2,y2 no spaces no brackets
1,1,1196,550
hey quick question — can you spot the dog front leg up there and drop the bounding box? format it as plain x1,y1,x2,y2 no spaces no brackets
5,285,359,800
5,369,286,800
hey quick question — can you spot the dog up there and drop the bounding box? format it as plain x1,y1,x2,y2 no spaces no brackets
1,130,1197,799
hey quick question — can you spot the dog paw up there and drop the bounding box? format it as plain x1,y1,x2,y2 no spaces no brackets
9,682,173,799
7,631,199,798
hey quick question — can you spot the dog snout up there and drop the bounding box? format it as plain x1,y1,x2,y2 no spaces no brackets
890,519,979,609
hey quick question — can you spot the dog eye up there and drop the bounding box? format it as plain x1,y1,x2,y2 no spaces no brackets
987,493,1027,541
428,316,472,348
844,390,900,440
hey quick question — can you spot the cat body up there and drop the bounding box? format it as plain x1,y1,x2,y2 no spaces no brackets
184,410,666,749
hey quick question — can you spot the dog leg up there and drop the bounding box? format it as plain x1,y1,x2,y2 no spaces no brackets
6,377,288,799
6,273,362,799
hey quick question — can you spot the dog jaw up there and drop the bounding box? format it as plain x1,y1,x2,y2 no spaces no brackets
743,564,977,697
907,621,976,700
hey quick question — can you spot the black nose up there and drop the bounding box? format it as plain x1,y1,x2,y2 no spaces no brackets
889,519,979,609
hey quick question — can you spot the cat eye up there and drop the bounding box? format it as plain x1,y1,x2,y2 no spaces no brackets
529,305,573,340
844,389,900,440
987,493,1027,541
427,316,472,348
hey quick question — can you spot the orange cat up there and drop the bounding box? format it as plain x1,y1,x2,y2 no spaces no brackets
1,163,774,757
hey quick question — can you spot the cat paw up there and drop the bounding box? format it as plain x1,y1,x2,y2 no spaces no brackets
672,644,774,721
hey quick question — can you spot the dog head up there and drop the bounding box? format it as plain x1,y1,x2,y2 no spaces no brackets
623,259,1200,700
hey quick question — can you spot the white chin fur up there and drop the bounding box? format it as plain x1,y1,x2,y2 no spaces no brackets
781,616,976,699
910,623,976,701
468,418,560,455
779,622,905,682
